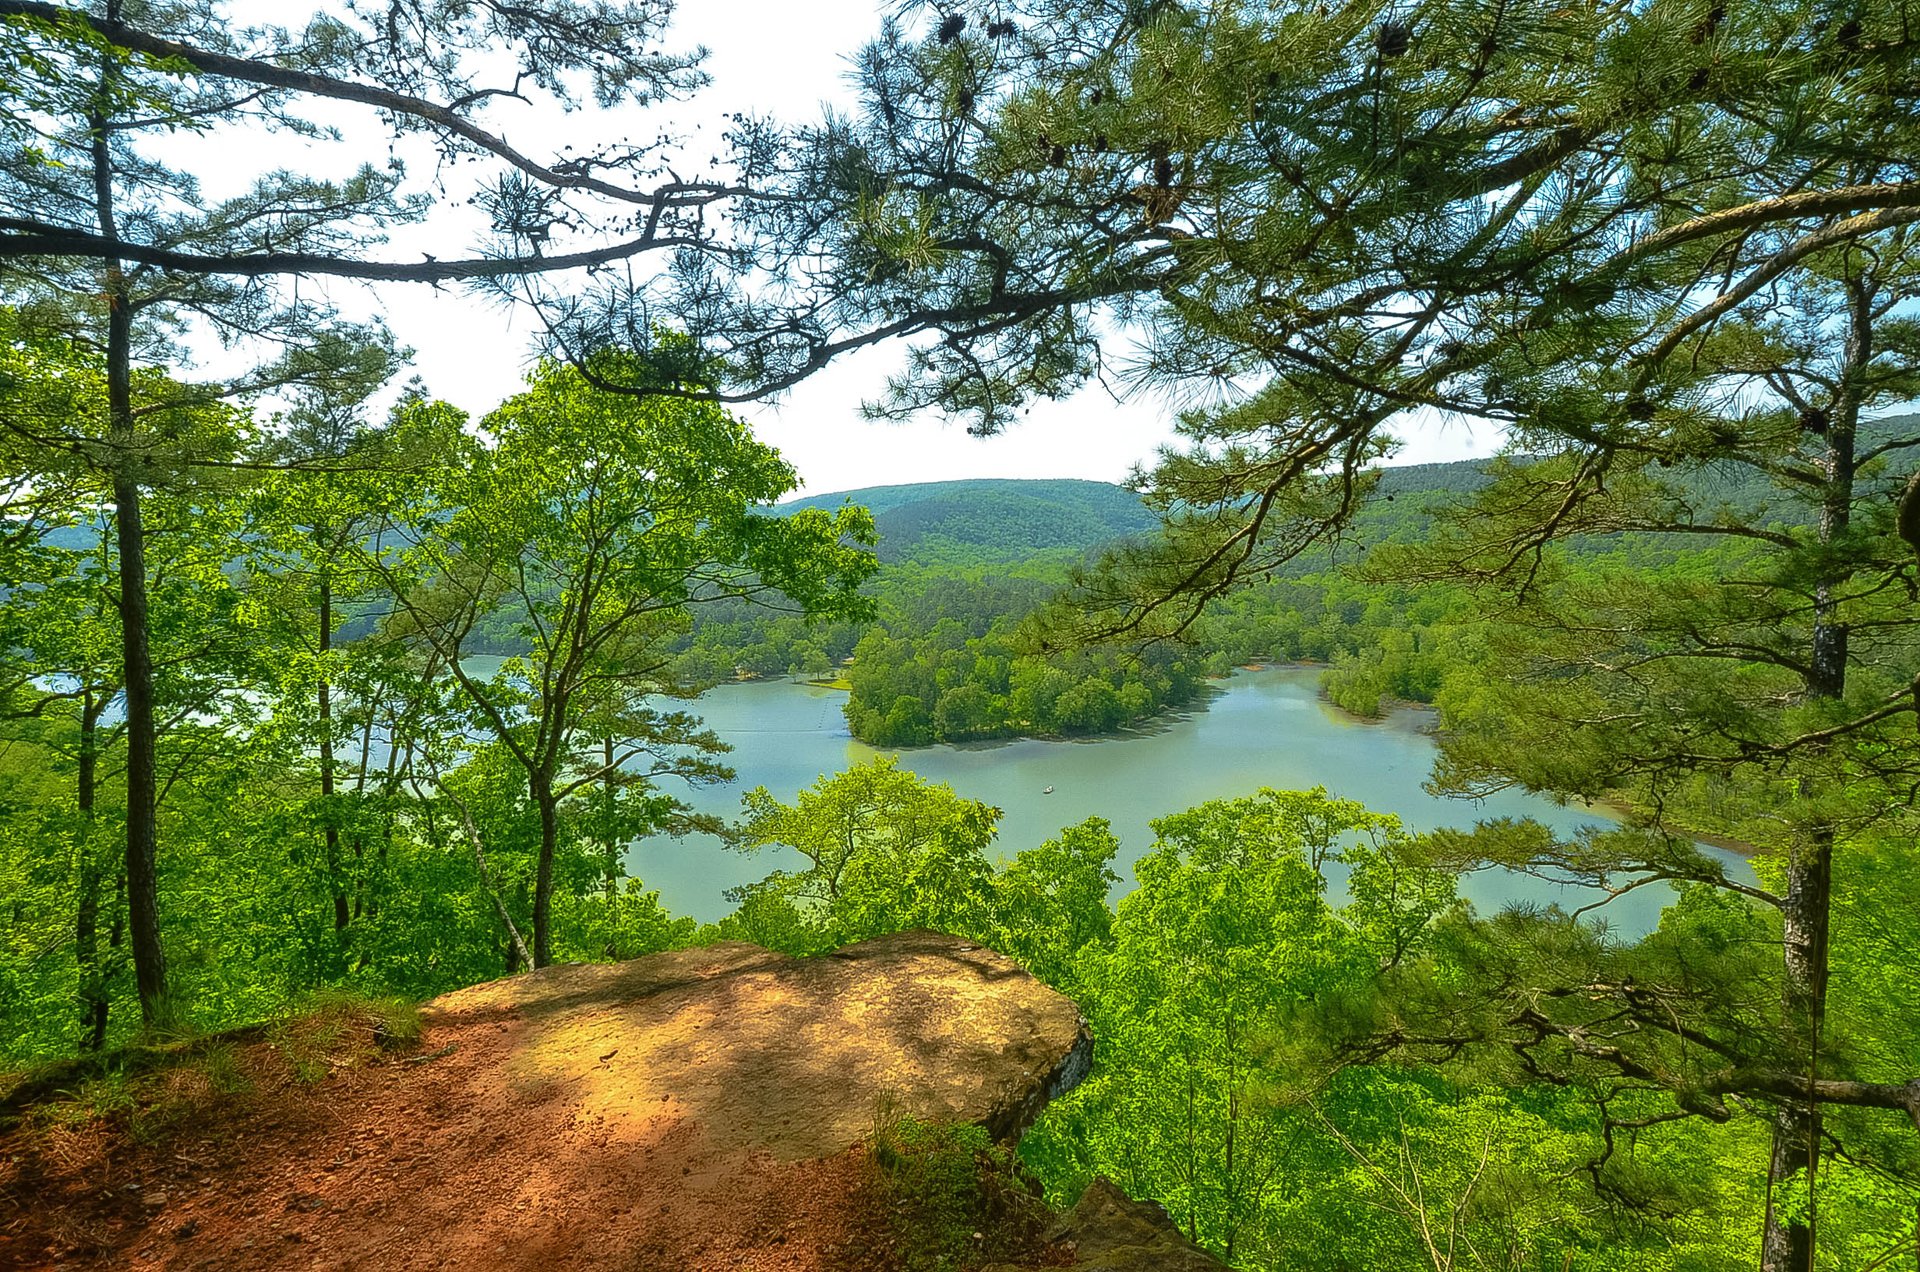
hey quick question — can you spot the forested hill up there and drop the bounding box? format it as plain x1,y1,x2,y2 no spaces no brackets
776,466,1498,571
783,416,1920,568
784,419,1920,568
782,477,1158,567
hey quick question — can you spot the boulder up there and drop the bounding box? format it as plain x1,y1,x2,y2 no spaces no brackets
984,1177,1229,1271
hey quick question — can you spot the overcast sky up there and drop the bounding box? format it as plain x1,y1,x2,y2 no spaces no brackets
201,1,1501,497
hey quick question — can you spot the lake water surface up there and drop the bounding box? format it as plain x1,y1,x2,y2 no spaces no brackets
628,666,1734,930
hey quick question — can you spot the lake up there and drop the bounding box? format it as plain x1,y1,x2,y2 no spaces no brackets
627,666,1741,930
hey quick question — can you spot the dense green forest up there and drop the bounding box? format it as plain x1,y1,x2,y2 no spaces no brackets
4,1,1920,1270
681,471,1487,743
704,480,1220,744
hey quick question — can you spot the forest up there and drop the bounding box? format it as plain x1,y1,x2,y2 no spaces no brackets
682,467,1487,742
3,0,1920,1270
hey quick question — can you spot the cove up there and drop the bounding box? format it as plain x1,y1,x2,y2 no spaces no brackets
627,665,1744,930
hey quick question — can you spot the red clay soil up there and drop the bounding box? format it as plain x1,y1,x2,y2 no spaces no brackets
0,933,1090,1272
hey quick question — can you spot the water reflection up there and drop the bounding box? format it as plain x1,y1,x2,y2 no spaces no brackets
629,667,1753,931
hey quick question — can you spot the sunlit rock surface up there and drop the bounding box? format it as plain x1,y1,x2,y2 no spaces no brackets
425,928,1093,1157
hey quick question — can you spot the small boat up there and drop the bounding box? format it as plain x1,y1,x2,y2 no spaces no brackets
1042,785,1054,795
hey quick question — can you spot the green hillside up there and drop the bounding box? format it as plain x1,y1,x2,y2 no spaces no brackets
783,464,1516,568
784,477,1157,566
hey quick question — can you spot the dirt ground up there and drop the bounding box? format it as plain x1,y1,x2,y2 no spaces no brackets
2,1014,908,1270
0,936,1087,1271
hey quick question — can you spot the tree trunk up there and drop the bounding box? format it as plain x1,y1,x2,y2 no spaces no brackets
114,464,168,1025
97,871,126,1052
533,783,558,967
367,705,399,927
603,736,618,902
91,85,169,1026
318,575,349,934
1764,835,1832,1272
433,771,531,972
73,691,108,1049
1761,278,1865,1272
349,698,378,926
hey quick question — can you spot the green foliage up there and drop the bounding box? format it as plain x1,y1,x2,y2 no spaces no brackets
843,576,1208,745
988,817,1120,992
866,1106,1049,1271
362,355,878,966
1014,792,1784,1271
730,756,1002,945
1039,792,1406,1260
0,336,872,1060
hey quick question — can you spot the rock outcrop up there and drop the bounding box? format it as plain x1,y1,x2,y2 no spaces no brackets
987,1177,1228,1271
3,930,1225,1271
3,931,1100,1271
423,929,1093,1156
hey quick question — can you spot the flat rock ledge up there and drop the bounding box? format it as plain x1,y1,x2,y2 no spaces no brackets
425,928,1093,1158
5,931,1223,1271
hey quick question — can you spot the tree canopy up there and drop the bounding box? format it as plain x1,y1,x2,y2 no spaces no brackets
5,2,1920,1268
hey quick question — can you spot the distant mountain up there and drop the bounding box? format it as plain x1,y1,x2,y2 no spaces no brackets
778,418,1920,570
783,478,1158,566
781,468,1500,567
780,469,1494,567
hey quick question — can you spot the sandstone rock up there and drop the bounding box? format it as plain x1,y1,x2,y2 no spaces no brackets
5,931,1108,1270
425,928,1092,1157
984,1177,1228,1271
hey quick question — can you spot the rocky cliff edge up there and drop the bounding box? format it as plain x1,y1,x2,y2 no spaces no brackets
2,930,1220,1271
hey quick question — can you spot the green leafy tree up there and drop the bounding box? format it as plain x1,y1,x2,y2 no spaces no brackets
237,336,429,955
733,755,1000,946
0,0,757,1023
1024,789,1462,1265
0,319,263,1049
374,356,876,967
990,815,1120,991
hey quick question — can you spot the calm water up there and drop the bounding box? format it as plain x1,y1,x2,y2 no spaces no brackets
627,667,1742,930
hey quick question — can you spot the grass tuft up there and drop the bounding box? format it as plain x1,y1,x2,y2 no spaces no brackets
273,990,423,1084
866,1096,1052,1270
0,990,428,1156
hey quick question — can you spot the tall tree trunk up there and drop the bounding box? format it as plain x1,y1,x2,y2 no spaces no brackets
1765,837,1831,1272
366,705,400,927
603,736,618,903
349,695,378,926
98,871,126,1052
431,770,531,973
1761,278,1865,1272
73,691,108,1049
91,80,168,1026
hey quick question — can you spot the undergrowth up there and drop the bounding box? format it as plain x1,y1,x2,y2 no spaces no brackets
867,1098,1053,1271
5,989,423,1139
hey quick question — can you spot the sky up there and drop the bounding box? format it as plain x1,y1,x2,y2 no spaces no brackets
196,1,1503,497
